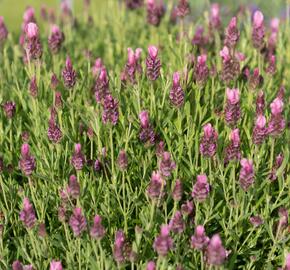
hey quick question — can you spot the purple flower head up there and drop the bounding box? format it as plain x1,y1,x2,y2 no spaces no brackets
191,225,209,250
172,179,183,201
102,94,119,125
252,115,267,145
268,98,285,136
25,22,38,39
156,140,165,157
159,151,176,177
252,11,265,49
67,175,80,199
94,67,110,103
51,73,59,90
23,7,36,25
192,26,207,47
200,123,218,157
153,224,174,256
250,216,264,227
225,128,241,163
48,24,65,54
147,171,165,200
248,68,263,89
24,22,42,60
3,101,16,119
195,54,209,84
125,0,144,10
146,261,156,270
224,17,240,48
62,56,77,89
146,0,165,26
170,72,185,108
54,91,62,109
169,211,185,234
220,47,240,83
113,230,126,263
266,55,276,75
19,197,36,229
220,46,231,63
50,261,63,270
139,111,150,128
19,143,36,176
181,200,195,216
48,108,62,143
239,159,254,191
90,214,106,239
117,149,128,171
69,207,87,237
256,90,265,115
92,58,104,77
146,45,161,81
139,111,156,145
123,47,142,84
12,261,34,270
210,3,221,29
224,88,241,126
29,76,38,97
94,159,102,172
192,174,210,202
176,0,190,18
71,143,85,171
206,234,227,266
0,16,8,44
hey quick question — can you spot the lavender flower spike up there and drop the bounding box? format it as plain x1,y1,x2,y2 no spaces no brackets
153,224,174,256
113,230,126,263
0,16,8,44
192,174,210,202
139,110,156,145
62,56,77,89
169,72,185,108
146,45,161,81
117,149,128,171
3,101,16,119
19,143,36,176
48,24,65,54
195,54,209,84
191,225,210,250
25,22,42,60
94,67,110,103
146,261,156,270
252,10,265,49
239,159,254,191
102,94,119,125
206,234,227,266
159,151,176,178
19,197,36,229
172,179,183,201
90,215,106,239
224,128,241,163
224,88,241,126
209,4,221,30
146,0,165,27
50,261,63,270
12,260,34,270
47,107,62,143
71,143,85,171
169,211,185,234
220,46,240,83
252,115,267,145
147,171,165,200
200,123,218,157
176,0,190,18
69,207,87,236
224,17,240,48
67,175,80,199
268,98,285,136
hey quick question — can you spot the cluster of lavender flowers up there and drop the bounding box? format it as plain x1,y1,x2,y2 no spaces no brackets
0,1,289,269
